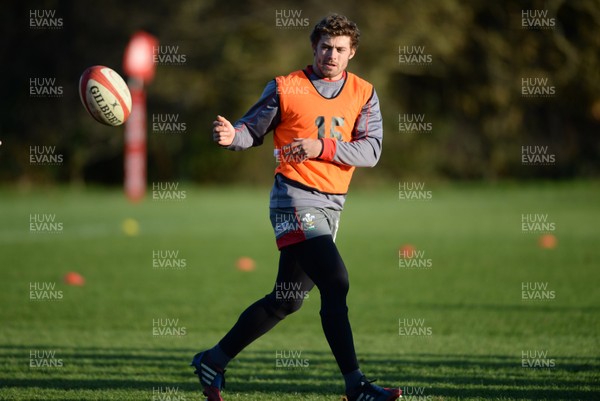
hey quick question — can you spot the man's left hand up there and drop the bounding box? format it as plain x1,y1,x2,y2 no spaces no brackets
290,138,323,160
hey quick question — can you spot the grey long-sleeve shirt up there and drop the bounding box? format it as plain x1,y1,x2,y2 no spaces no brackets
226,67,383,211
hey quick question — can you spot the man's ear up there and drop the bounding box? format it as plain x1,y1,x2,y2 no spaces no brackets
349,48,356,59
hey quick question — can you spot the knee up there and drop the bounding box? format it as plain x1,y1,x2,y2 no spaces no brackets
322,271,350,300
319,274,350,315
264,293,305,320
335,273,350,296
280,298,304,316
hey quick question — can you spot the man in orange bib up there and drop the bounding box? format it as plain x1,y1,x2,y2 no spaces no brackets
192,14,401,401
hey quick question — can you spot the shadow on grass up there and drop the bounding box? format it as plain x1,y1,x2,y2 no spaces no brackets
1,345,598,400
396,302,600,316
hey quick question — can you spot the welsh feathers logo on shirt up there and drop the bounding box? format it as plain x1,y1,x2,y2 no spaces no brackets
301,213,316,231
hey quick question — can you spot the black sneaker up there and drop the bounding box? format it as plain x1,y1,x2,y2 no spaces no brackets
343,376,402,401
190,351,226,401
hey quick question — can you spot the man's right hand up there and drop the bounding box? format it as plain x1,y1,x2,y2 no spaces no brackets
212,115,235,147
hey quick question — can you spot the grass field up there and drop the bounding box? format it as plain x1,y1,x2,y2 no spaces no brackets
0,182,599,400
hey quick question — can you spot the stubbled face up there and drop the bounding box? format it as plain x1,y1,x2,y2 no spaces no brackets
312,35,356,80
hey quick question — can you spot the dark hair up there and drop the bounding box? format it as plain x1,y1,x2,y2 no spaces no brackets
310,14,360,49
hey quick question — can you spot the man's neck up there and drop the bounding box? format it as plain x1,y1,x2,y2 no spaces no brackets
307,65,346,81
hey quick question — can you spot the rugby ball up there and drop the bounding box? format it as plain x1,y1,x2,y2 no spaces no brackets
79,65,132,126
